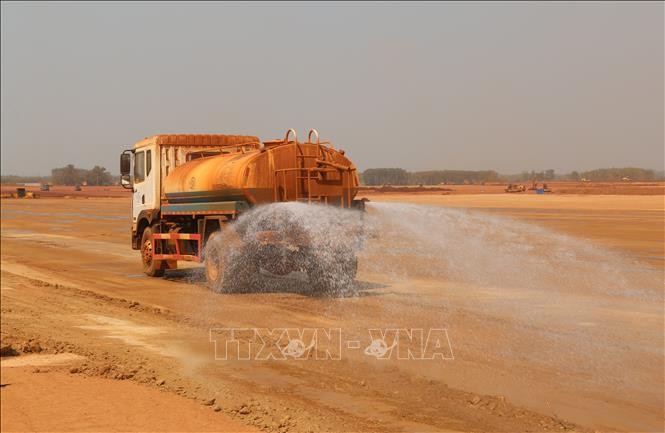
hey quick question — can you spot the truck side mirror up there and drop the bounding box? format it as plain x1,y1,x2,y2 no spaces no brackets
120,152,131,176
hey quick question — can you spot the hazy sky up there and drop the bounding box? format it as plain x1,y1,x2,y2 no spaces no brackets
1,2,663,175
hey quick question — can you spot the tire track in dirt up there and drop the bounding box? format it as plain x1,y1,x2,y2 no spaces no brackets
1,266,588,433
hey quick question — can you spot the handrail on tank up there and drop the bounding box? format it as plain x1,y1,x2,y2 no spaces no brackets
307,128,326,161
284,128,297,144
309,129,334,149
307,129,320,145
210,140,264,152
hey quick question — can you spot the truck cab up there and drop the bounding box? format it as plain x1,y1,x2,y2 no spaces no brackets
120,134,260,252
127,141,159,244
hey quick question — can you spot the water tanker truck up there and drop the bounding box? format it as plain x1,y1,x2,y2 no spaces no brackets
120,129,365,292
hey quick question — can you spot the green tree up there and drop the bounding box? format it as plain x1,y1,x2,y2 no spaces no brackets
362,168,410,185
86,166,113,186
544,169,555,180
580,167,655,181
52,164,85,185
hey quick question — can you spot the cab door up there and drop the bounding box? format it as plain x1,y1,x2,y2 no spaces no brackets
132,146,157,227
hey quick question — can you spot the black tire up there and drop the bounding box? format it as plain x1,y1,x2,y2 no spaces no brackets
308,252,357,295
141,225,165,277
204,232,228,291
225,248,260,292
343,255,358,280
205,231,258,293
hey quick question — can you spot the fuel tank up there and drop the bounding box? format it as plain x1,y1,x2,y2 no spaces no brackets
163,132,360,207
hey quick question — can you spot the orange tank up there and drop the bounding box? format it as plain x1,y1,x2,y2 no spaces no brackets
163,130,360,207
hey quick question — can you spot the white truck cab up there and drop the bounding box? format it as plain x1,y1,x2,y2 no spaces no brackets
129,143,158,235
120,135,258,251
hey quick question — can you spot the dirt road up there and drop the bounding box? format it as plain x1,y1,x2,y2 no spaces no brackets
1,362,255,432
1,195,663,432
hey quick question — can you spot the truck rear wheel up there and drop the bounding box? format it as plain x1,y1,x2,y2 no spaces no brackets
204,232,226,290
141,225,165,277
204,231,259,293
308,252,357,295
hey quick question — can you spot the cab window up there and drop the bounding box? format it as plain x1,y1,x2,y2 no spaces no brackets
134,151,145,183
146,149,152,177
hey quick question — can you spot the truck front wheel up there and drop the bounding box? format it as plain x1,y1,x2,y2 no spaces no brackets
141,225,165,277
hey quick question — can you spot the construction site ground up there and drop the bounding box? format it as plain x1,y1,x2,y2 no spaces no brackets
1,189,663,432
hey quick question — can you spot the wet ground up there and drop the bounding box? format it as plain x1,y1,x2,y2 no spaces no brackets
1,194,663,432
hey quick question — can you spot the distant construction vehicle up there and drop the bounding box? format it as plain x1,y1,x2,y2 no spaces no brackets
9,187,37,199
505,183,526,193
120,129,365,292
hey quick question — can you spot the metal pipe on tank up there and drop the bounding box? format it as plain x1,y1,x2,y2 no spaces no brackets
284,128,297,143
307,129,319,144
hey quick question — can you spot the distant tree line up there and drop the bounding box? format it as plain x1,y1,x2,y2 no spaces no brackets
3,165,661,186
509,169,557,182
51,164,114,186
361,167,661,185
361,168,410,185
361,168,500,185
2,164,116,185
574,167,656,181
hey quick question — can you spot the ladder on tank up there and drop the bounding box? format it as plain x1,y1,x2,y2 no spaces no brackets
273,129,354,207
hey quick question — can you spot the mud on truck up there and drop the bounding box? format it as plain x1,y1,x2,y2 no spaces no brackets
120,129,366,293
